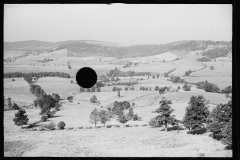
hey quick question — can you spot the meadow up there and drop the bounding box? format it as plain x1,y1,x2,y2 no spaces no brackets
4,47,232,157
4,50,26,59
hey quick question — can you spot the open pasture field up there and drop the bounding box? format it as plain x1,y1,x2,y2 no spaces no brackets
183,76,232,89
35,77,79,98
123,51,178,63
4,50,26,59
190,61,231,77
74,91,156,107
171,54,203,76
4,65,69,73
120,62,175,73
4,78,37,103
170,50,189,57
134,79,190,89
4,100,231,157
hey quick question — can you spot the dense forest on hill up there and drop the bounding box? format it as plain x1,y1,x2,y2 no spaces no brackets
201,47,231,59
65,40,231,58
4,40,232,58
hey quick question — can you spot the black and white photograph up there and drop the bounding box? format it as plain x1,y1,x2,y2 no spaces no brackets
4,4,232,157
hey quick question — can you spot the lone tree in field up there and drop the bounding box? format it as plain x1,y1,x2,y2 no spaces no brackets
154,98,177,131
89,108,100,127
182,95,210,133
90,95,97,103
13,108,29,126
99,110,110,127
118,91,120,97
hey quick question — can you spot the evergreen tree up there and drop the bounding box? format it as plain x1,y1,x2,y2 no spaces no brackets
182,95,210,133
154,98,177,131
207,97,232,148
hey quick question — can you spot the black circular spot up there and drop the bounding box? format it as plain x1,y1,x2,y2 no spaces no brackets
76,67,97,88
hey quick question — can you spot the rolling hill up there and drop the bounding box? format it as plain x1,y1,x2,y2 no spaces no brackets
4,40,232,59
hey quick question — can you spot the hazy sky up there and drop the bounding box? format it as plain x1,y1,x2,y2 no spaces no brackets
4,4,232,45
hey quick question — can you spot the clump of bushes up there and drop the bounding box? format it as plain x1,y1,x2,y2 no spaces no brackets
90,95,98,103
44,121,56,130
196,81,220,93
112,86,122,91
148,117,161,127
185,70,192,76
13,108,29,126
132,114,142,121
41,115,48,122
57,121,66,130
182,84,191,91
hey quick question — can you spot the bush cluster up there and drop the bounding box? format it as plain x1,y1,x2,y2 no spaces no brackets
196,81,220,93
182,84,191,91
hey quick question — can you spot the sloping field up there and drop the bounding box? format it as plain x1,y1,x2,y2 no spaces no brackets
183,76,232,89
120,62,175,73
4,100,231,157
190,62,231,77
4,65,69,73
170,50,189,57
171,54,203,76
4,78,37,103
35,77,79,98
74,91,155,107
122,51,178,63
4,50,26,59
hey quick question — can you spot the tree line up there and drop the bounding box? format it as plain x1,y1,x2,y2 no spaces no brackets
4,71,70,79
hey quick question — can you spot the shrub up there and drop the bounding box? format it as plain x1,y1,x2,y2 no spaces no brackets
210,66,214,70
132,114,142,121
12,79,15,81
11,103,19,110
13,108,29,126
185,70,192,76
117,114,128,126
57,121,66,130
148,117,158,127
221,86,232,94
44,121,56,130
155,86,159,91
182,84,191,91
41,115,48,122
221,119,232,149
90,95,97,103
